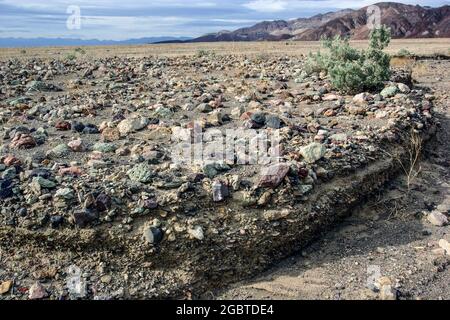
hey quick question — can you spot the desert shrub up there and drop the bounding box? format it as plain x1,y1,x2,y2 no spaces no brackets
74,47,86,54
305,26,392,93
397,48,412,57
65,53,77,61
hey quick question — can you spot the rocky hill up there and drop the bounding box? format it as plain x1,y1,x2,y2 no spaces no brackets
187,2,450,42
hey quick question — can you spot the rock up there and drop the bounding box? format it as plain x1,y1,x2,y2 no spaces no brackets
102,127,121,142
329,133,348,142
300,143,326,163
0,179,13,199
353,92,370,104
82,124,99,134
397,83,410,93
28,282,48,300
68,139,83,152
380,285,397,300
32,176,56,189
50,216,64,229
143,226,164,244
263,209,291,221
47,144,70,158
27,80,61,93
188,226,204,240
436,203,450,214
154,106,173,118
258,163,290,188
10,133,36,149
127,163,153,183
73,209,98,227
438,239,450,256
1,167,16,180
55,121,71,131
93,142,116,153
3,155,21,167
322,93,340,101
59,166,82,176
265,115,282,129
380,86,398,98
54,188,74,200
251,112,266,125
117,116,149,135
0,280,12,294
71,121,85,133
212,181,229,202
427,211,448,226
95,193,112,212
203,163,231,179
197,103,212,113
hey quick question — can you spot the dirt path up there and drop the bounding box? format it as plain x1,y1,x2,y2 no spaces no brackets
217,59,450,300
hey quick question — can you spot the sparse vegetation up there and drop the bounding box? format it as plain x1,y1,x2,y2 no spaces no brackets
397,48,413,57
65,53,77,61
74,47,86,54
305,26,392,93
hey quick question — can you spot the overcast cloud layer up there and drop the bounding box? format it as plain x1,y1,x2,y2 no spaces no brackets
0,0,449,40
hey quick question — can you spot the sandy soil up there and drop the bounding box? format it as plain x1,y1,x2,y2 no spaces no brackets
0,39,449,60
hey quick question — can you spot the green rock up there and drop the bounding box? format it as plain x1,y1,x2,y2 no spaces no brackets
127,163,153,183
47,144,70,158
153,106,173,118
380,86,398,98
93,142,116,153
300,143,326,164
1,167,17,180
33,176,56,189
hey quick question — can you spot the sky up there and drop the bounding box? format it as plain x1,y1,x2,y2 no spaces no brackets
0,0,449,40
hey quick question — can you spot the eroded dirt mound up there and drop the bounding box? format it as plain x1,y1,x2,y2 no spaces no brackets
0,53,439,299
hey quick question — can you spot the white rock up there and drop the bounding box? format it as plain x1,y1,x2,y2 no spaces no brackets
438,239,450,256
117,116,148,135
188,226,204,240
427,211,448,227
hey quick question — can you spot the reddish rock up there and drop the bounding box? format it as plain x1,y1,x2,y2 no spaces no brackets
258,163,290,188
68,139,83,152
240,111,253,121
28,282,47,300
3,155,21,167
59,166,82,176
10,134,36,149
55,121,71,131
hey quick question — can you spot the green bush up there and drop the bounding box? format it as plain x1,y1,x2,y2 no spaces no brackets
397,48,412,57
65,53,77,61
305,26,392,93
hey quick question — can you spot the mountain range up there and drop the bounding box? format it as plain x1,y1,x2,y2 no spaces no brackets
0,37,192,48
186,2,450,42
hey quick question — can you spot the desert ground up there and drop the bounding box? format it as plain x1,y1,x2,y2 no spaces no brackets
0,39,449,300
0,39,449,59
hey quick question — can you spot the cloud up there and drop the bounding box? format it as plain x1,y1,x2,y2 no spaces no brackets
0,0,449,40
243,0,288,12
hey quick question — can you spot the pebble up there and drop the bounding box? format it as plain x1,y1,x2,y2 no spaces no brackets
300,143,326,164
188,226,204,240
427,211,448,227
28,282,47,300
143,226,164,244
127,163,153,183
258,163,290,188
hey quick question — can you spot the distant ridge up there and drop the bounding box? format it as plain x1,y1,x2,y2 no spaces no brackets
0,36,193,48
179,2,450,43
